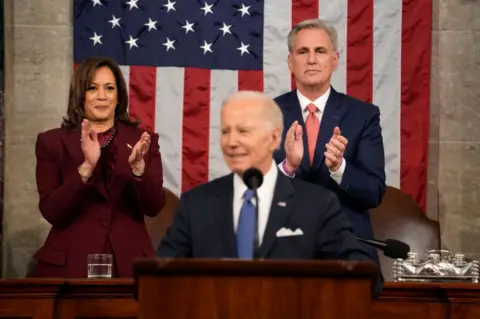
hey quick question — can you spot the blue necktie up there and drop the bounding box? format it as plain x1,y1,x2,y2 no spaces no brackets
236,189,256,259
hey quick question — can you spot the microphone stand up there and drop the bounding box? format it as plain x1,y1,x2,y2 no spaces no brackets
252,182,260,259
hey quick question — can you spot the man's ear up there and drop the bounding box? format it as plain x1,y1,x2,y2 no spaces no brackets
288,53,293,74
332,51,339,71
271,127,282,151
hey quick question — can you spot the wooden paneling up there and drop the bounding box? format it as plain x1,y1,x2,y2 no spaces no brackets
1,279,480,318
134,259,378,319
0,279,136,319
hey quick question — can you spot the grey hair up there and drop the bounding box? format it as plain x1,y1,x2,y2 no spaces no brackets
222,90,284,148
287,19,338,53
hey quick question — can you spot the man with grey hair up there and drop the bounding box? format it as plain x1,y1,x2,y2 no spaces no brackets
273,19,386,264
157,90,382,295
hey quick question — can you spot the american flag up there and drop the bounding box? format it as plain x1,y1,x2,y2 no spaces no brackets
74,0,432,211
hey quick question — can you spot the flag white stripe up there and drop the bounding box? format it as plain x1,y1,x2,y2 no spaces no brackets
373,0,402,188
263,0,292,98
119,65,130,110
155,67,184,197
209,70,238,181
319,0,348,94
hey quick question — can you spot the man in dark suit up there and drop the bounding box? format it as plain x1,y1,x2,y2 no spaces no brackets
273,19,386,262
157,91,382,295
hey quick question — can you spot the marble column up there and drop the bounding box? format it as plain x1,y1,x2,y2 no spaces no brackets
2,0,72,277
430,0,480,259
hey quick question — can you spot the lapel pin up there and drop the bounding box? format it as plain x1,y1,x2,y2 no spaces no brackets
278,201,287,207
127,143,132,149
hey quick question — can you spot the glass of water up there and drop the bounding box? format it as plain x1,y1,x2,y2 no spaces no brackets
87,254,113,278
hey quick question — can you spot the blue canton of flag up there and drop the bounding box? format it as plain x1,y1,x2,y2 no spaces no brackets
74,0,264,70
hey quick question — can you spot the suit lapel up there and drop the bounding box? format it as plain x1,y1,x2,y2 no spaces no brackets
313,88,346,168
283,90,310,174
62,128,108,199
110,122,136,201
62,128,84,165
212,174,237,257
258,172,295,258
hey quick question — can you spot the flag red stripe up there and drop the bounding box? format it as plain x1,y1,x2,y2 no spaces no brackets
400,0,432,212
128,66,156,131
291,0,319,89
182,68,210,193
346,0,374,103
238,71,264,91
291,0,319,28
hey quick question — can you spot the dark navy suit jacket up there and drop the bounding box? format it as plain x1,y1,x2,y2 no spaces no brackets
157,170,383,296
273,88,386,261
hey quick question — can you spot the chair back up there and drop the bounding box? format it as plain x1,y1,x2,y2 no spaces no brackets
144,188,180,249
369,186,441,281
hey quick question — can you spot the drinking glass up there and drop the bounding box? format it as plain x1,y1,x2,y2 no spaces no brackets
87,254,112,278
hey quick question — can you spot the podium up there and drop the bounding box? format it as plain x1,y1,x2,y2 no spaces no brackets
133,258,379,319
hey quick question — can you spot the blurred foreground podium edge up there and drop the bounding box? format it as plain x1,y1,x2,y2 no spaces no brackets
133,258,379,319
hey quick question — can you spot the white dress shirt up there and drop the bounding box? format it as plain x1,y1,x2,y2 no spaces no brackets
233,160,278,246
278,87,346,184
296,86,330,123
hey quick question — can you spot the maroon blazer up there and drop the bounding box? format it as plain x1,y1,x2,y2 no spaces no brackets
30,121,166,278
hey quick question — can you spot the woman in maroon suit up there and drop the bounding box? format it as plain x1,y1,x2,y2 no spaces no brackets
29,57,166,278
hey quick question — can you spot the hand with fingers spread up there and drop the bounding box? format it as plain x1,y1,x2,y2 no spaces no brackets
128,132,151,176
324,126,348,172
284,120,304,174
78,119,101,181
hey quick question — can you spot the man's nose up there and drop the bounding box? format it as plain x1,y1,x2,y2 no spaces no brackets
227,132,239,147
307,51,316,64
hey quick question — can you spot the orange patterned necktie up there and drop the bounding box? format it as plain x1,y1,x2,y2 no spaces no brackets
305,103,320,165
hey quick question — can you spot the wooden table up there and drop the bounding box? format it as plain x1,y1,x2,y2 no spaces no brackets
372,282,480,319
0,279,137,319
1,279,479,318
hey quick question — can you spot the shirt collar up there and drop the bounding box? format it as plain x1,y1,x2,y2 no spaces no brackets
296,86,331,113
233,159,278,201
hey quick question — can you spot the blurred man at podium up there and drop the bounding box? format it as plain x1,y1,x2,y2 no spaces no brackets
157,91,382,295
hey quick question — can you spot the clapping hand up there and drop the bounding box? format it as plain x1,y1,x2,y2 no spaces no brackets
324,126,348,171
78,119,101,180
128,132,151,176
283,121,303,173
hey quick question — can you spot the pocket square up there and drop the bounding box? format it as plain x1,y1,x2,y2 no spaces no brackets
276,227,304,237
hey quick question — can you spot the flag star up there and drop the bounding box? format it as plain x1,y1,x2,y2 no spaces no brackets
200,2,214,16
125,35,139,49
182,20,195,34
91,0,102,7
126,0,139,10
145,18,157,31
90,32,103,45
163,0,176,12
237,42,250,55
219,22,232,36
163,37,175,51
108,15,121,28
200,40,213,54
238,3,251,17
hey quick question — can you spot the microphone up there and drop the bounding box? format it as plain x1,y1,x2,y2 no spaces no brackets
357,237,410,259
242,167,264,258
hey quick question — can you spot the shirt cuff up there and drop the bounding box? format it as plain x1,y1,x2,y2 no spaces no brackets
329,158,346,184
278,160,296,178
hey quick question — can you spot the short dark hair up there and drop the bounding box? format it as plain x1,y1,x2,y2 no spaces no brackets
61,56,138,129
